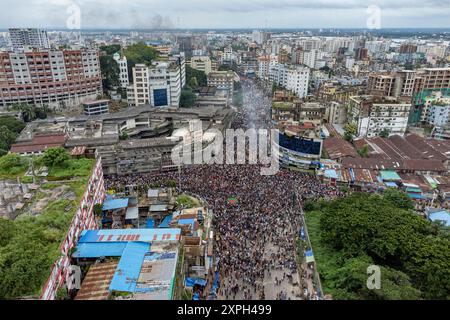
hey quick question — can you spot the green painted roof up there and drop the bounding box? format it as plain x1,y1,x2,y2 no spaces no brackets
380,170,401,181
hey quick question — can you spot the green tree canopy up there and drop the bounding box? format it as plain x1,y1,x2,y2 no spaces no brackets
379,128,390,138
100,55,120,91
180,86,196,108
42,147,69,168
315,192,450,299
123,42,159,79
100,44,122,55
344,123,358,141
357,144,369,158
186,65,207,87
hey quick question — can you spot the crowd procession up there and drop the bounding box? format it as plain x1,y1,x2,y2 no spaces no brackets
104,79,343,300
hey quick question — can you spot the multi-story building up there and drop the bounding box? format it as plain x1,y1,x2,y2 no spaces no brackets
257,55,271,80
348,95,411,138
9,28,50,51
252,30,271,45
128,54,185,108
190,56,212,75
83,99,110,116
354,47,368,60
291,47,304,65
367,70,417,98
269,63,310,98
207,71,235,96
285,66,310,98
113,52,129,88
399,43,418,54
0,49,102,110
426,100,450,127
303,50,318,69
40,158,106,300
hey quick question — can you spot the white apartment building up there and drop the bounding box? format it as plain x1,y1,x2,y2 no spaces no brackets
422,93,450,126
427,102,450,127
113,52,129,88
349,95,411,138
345,57,355,70
285,67,310,98
9,28,50,51
207,71,235,96
190,56,212,75
269,63,310,98
128,54,185,108
303,50,318,69
252,30,270,45
257,55,271,80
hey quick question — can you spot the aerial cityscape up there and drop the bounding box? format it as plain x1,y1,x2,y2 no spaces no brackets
0,0,449,304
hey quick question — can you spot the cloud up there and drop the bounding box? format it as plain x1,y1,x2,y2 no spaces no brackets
0,0,449,29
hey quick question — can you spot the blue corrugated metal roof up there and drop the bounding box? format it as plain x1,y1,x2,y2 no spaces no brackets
146,218,155,229
178,218,195,230
408,193,424,199
72,242,127,258
158,214,173,228
78,228,181,243
324,169,338,179
102,198,129,211
109,242,150,293
385,182,398,188
429,211,450,226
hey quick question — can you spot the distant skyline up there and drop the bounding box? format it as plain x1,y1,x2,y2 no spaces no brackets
1,0,450,30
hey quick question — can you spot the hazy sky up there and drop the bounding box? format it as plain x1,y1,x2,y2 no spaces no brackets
1,0,450,29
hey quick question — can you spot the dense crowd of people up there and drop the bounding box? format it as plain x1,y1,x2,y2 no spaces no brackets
104,79,343,300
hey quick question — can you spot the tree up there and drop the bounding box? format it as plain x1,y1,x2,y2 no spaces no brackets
42,147,69,168
344,123,357,141
93,203,103,217
0,126,18,156
0,218,16,247
189,76,199,89
0,116,26,134
180,87,196,108
357,144,369,158
100,55,120,91
383,189,414,210
119,131,129,140
315,192,450,299
218,65,232,71
186,65,207,87
379,128,390,138
123,42,159,79
100,44,122,55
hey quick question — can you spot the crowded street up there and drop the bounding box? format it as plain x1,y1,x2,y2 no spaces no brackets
104,78,343,300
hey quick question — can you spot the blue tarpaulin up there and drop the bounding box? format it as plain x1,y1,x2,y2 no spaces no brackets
385,182,398,188
324,169,338,179
78,228,181,243
146,218,155,229
408,193,424,199
178,218,195,231
185,277,207,287
72,242,127,258
158,214,173,228
109,242,150,293
429,210,450,226
102,198,129,211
